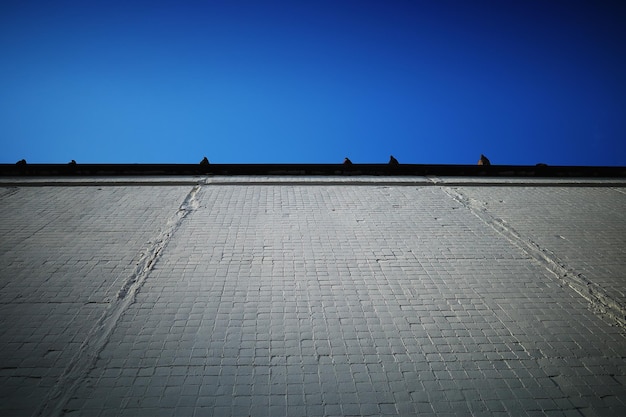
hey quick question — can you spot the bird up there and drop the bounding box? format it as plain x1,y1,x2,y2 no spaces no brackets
389,155,399,166
477,154,491,166
343,157,352,165
16,159,27,166
68,160,77,165
200,156,210,166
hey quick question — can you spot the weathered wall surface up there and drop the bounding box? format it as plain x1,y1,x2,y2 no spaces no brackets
0,185,192,416
457,186,626,312
0,179,625,416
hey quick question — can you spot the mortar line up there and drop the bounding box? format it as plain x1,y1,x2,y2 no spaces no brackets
441,186,625,328
33,184,201,417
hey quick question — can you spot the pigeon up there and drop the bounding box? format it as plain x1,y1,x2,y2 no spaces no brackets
343,157,352,165
477,154,491,166
389,155,399,166
200,156,210,166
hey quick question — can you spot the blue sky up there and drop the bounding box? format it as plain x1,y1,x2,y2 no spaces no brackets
1,1,625,165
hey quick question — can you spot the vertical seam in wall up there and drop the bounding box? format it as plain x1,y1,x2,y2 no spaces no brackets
440,185,626,328
33,184,202,417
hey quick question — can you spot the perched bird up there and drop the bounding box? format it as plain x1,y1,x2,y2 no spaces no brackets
200,156,210,166
477,154,491,166
343,157,352,165
68,160,77,165
16,159,27,166
389,155,399,166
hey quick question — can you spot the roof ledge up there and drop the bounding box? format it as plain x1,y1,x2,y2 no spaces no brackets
1,163,625,178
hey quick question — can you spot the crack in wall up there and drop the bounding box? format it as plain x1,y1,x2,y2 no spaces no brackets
33,184,201,417
613,187,626,196
441,186,626,328
0,186,19,199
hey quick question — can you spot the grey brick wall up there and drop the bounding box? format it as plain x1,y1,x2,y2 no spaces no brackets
459,186,626,309
0,186,191,416
1,179,625,416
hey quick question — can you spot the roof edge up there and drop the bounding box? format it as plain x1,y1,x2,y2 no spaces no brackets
1,163,625,178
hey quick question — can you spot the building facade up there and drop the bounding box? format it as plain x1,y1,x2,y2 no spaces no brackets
1,171,625,416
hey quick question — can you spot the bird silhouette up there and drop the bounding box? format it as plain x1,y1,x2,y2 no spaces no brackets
68,160,77,165
389,155,399,166
477,154,491,166
16,159,27,166
343,157,352,165
200,156,210,166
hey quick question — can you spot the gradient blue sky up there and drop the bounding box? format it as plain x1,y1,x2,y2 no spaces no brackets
1,0,625,165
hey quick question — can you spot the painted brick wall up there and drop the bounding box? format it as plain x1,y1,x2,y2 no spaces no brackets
1,179,625,416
